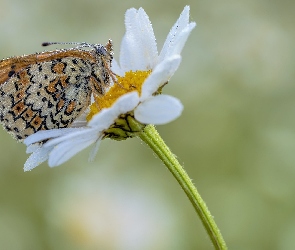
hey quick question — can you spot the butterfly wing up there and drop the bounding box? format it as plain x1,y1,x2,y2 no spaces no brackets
0,50,96,85
0,54,95,141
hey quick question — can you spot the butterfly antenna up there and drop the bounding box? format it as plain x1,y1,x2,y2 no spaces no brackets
42,41,91,47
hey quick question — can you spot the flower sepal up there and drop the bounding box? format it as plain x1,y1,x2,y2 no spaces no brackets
103,113,145,141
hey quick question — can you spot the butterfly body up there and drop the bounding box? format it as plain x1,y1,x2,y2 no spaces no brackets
0,41,113,141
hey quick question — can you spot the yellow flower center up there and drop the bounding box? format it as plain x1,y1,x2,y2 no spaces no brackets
87,70,151,121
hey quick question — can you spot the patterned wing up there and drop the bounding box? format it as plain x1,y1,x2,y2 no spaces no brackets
0,57,93,141
0,50,96,85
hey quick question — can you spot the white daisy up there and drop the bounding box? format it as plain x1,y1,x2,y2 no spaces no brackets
23,6,196,171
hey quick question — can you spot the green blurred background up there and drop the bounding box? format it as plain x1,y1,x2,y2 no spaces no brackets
0,0,295,249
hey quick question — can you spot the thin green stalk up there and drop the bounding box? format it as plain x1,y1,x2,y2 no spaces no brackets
137,124,227,250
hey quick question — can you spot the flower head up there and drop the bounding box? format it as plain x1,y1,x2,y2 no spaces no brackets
23,6,196,171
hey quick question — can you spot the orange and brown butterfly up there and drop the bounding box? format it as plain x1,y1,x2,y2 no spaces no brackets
0,40,113,141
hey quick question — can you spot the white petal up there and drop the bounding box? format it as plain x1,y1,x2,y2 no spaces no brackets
167,22,196,57
70,120,87,128
119,8,158,71
159,6,191,60
44,128,95,148
140,55,181,101
137,8,158,67
24,145,53,171
70,109,88,128
118,33,132,71
88,139,102,162
88,91,139,128
111,59,125,76
134,95,183,125
24,128,82,146
87,108,118,130
26,143,41,154
113,91,139,114
48,133,98,167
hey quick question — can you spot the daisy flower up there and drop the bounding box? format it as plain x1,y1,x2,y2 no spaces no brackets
23,6,196,171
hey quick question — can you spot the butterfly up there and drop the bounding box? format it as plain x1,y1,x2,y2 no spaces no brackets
0,40,113,141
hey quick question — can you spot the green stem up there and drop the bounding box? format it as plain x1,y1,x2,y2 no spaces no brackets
137,124,227,250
